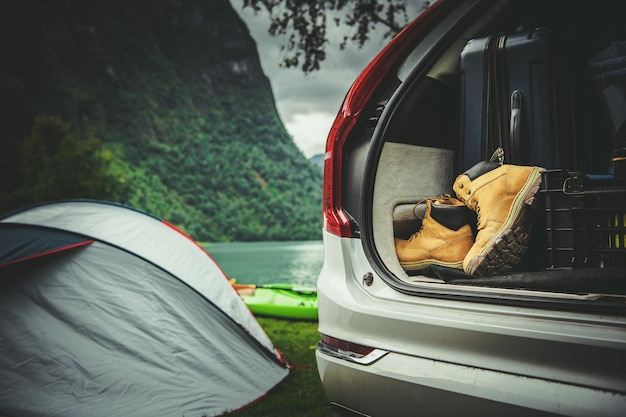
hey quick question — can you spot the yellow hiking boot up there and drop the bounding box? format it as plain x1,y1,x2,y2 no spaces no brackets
395,197,475,271
453,161,544,276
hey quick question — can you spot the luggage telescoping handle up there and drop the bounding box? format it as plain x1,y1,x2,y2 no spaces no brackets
483,33,507,160
484,33,523,164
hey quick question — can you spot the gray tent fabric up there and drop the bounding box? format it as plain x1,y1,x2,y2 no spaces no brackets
0,223,93,267
0,201,290,417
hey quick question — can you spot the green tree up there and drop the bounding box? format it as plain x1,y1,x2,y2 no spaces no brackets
241,0,430,73
0,76,32,212
15,114,124,208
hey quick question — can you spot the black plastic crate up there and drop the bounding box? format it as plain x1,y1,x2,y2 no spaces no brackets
539,170,626,269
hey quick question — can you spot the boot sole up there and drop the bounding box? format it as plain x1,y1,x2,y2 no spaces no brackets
401,259,464,271
465,167,544,277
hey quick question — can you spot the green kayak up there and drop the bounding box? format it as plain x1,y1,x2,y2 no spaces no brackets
233,282,318,321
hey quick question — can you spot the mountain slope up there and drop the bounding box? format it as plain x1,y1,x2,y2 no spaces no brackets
0,0,322,241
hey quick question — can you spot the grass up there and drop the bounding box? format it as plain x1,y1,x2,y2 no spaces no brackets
224,317,333,417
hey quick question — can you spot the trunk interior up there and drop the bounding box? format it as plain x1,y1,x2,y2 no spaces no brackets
363,0,626,304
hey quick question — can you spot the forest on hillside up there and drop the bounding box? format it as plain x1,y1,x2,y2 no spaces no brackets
0,0,322,242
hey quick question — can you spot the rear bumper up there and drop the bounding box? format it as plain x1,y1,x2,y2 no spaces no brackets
315,232,626,417
316,342,626,417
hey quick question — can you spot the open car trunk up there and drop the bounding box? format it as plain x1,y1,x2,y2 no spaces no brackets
361,0,626,308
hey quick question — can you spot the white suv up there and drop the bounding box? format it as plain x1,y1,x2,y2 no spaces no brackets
315,1,626,416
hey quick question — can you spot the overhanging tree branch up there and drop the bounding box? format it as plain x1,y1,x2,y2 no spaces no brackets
241,0,429,73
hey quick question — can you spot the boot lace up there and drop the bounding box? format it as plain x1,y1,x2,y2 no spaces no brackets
472,199,482,228
407,194,452,241
490,147,505,165
410,194,452,219
408,229,423,241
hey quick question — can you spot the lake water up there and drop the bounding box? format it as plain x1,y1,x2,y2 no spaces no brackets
203,240,324,287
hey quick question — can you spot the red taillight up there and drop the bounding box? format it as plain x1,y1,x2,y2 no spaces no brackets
322,136,353,237
322,0,459,237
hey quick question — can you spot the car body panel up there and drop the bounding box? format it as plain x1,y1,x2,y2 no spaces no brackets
317,233,626,401
317,347,626,417
316,0,626,415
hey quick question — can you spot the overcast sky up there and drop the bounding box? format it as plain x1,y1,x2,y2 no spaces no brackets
229,2,425,158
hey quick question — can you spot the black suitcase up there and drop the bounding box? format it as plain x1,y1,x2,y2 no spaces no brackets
457,27,587,173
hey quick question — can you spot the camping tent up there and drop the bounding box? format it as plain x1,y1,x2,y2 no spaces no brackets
0,200,290,417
